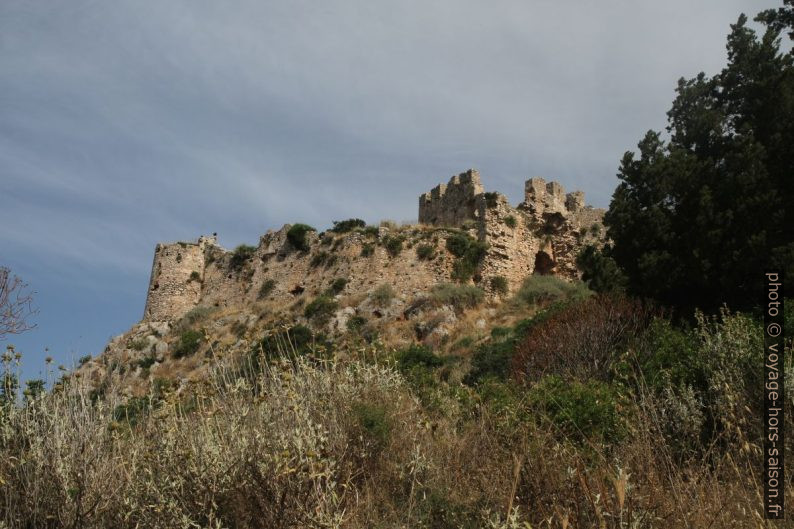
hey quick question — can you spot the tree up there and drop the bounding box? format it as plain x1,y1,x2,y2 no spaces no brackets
0,267,36,340
605,8,793,312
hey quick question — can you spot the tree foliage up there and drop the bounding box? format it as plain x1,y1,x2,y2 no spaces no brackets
605,10,793,311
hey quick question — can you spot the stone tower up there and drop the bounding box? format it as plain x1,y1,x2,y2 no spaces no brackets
142,235,216,321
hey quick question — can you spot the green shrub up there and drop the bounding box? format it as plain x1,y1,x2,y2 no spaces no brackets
304,296,338,325
188,271,201,283
112,396,151,427
346,315,367,332
504,215,516,228
483,192,499,208
529,375,627,444
172,329,203,359
257,279,276,299
445,233,487,282
329,277,347,295
330,218,366,233
310,251,329,268
287,223,316,252
352,402,391,446
137,355,156,370
514,275,590,306
370,284,396,308
128,338,148,352
230,244,256,271
363,225,379,238
430,283,484,311
490,275,508,295
176,306,218,331
360,243,375,257
78,355,92,366
382,235,404,257
396,344,443,371
576,245,627,293
416,243,436,260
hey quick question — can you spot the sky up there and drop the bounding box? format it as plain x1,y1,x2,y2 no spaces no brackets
0,0,778,382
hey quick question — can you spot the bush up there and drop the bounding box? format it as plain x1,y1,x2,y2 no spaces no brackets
351,402,392,446
172,329,204,359
429,283,484,312
330,218,366,233
310,251,329,268
176,306,218,331
78,355,92,366
529,375,627,444
370,284,396,308
230,244,256,271
188,271,201,283
514,275,589,306
396,344,443,371
128,339,148,352
445,233,487,283
258,279,276,299
360,243,374,257
503,215,516,229
576,245,626,293
490,276,508,295
328,278,347,295
346,315,367,332
512,294,656,382
382,235,404,257
483,192,499,208
416,243,436,260
287,223,316,252
304,296,338,326
137,355,156,370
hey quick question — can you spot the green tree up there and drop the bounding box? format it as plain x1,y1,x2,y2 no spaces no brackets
605,9,793,311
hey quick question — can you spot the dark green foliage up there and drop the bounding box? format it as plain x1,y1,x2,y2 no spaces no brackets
304,295,338,325
328,277,347,295
360,243,374,257
363,225,380,238
230,245,256,271
113,396,151,427
605,13,794,312
352,402,391,446
429,283,484,311
188,271,201,283
490,275,508,295
310,251,329,268
253,324,328,363
128,339,148,352
137,355,156,370
444,232,471,258
445,232,487,283
330,218,366,233
529,376,627,444
172,329,203,359
503,215,516,228
416,243,436,260
575,245,626,293
257,279,276,299
346,315,367,332
396,344,443,371
483,192,499,208
78,355,92,366
382,235,404,257
286,223,316,252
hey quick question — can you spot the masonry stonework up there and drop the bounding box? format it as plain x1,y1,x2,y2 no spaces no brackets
141,169,605,324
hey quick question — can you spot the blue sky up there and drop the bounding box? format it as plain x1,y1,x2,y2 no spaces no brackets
1,0,775,381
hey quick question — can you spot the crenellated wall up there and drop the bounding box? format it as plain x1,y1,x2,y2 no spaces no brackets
418,169,484,228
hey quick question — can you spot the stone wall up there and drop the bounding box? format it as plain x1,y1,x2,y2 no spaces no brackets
418,169,484,227
142,235,216,321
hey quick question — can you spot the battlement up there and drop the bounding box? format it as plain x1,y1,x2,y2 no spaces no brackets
418,169,484,227
523,177,586,216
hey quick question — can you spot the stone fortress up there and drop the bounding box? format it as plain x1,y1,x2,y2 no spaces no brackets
142,170,605,323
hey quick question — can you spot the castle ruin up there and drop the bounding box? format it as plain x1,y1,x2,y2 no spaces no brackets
141,170,604,323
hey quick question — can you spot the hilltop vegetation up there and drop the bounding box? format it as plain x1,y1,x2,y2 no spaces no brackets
1,3,793,528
